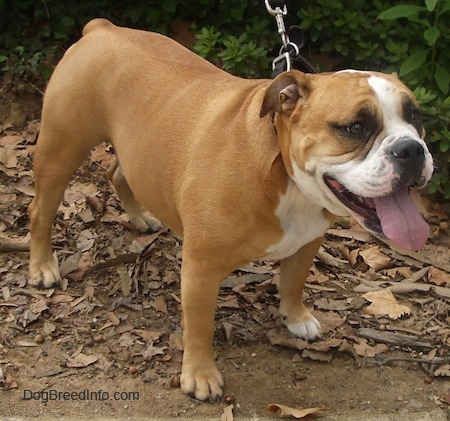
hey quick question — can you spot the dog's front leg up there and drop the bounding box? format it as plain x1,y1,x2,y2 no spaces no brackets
179,256,224,401
278,237,323,341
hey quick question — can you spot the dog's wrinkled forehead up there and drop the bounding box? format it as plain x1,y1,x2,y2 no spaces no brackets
332,70,423,137
367,74,422,135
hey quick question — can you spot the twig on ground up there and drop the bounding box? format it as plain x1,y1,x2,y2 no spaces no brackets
0,238,30,253
357,328,433,348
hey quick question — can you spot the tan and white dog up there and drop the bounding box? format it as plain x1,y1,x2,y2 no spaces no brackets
29,19,433,400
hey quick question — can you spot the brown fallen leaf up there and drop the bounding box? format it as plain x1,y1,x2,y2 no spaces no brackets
64,181,99,204
309,338,342,352
0,368,18,390
19,310,40,327
217,295,240,309
382,266,413,280
353,337,388,357
314,311,345,334
66,353,98,368
77,229,95,252
441,392,450,405
168,332,184,351
29,297,48,315
116,264,132,297
266,404,322,419
362,289,410,320
314,298,353,311
135,344,166,361
96,353,113,372
133,329,164,343
34,368,66,379
221,404,234,421
152,295,168,314
359,246,391,271
106,311,121,325
434,364,450,377
223,322,234,342
59,251,82,278
0,144,19,168
115,319,134,333
118,332,137,348
428,267,449,286
267,329,308,351
43,321,56,335
90,143,115,167
301,349,333,363
328,227,374,243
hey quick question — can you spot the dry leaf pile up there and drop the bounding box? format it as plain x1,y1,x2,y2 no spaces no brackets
0,121,449,413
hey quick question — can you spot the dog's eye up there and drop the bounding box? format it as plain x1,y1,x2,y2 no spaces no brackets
410,112,420,122
407,110,423,136
346,122,365,135
409,111,422,127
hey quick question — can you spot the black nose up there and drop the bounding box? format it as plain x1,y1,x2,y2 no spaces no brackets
389,139,426,186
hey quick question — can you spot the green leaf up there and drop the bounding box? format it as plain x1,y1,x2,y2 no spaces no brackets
60,16,75,28
424,0,439,12
434,63,450,94
424,25,440,46
378,5,426,20
36,63,53,80
399,50,428,76
53,31,68,41
161,1,176,13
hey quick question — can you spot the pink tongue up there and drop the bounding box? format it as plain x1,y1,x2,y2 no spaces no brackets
373,187,429,251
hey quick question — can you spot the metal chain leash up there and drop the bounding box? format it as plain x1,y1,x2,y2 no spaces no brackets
265,0,317,77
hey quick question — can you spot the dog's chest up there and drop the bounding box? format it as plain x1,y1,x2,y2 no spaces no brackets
263,181,331,261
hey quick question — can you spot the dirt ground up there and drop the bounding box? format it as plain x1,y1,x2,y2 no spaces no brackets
0,82,449,420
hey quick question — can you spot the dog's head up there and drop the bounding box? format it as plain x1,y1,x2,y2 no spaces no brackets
260,70,434,251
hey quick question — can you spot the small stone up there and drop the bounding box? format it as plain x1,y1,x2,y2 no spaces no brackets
407,398,424,411
225,395,235,405
128,366,138,375
34,333,44,344
170,375,181,388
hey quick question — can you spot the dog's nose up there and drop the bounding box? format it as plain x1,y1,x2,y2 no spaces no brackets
390,139,426,186
390,139,425,167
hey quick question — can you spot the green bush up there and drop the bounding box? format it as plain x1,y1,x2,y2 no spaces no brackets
0,0,449,199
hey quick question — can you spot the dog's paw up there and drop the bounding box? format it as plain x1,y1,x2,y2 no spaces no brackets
285,316,321,341
129,211,162,233
180,364,224,401
280,300,322,341
29,257,61,288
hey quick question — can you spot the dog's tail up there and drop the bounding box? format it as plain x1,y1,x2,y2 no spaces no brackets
82,18,114,36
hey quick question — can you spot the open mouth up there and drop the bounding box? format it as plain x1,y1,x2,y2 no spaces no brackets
324,176,382,233
323,175,430,252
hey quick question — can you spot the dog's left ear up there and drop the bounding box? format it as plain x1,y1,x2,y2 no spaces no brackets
260,71,310,118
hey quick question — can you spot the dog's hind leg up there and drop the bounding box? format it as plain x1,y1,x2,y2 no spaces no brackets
28,128,94,288
107,157,162,233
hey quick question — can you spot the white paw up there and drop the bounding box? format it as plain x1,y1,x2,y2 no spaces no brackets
129,211,162,233
286,316,321,341
29,256,61,288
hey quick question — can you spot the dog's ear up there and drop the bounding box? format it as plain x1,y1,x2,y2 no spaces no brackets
260,71,309,118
